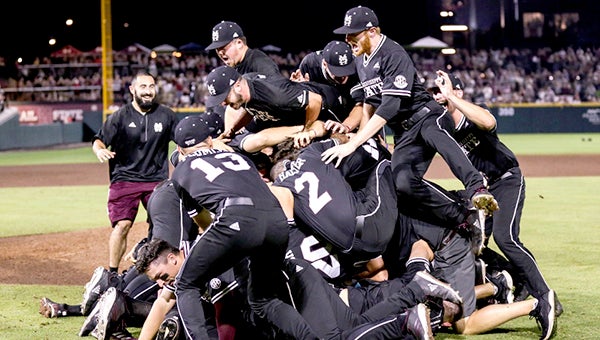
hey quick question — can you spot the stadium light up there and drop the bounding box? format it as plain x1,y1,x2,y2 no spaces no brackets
440,25,469,32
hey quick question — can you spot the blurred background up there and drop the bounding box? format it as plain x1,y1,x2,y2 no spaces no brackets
1,0,599,150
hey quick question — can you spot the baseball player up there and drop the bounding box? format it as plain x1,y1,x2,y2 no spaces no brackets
92,70,179,274
431,70,561,339
269,135,397,280
204,20,288,143
204,65,342,150
205,20,284,78
320,6,499,254
166,114,320,339
291,40,365,134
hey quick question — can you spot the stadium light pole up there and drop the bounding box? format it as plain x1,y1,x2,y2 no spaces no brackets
101,0,114,121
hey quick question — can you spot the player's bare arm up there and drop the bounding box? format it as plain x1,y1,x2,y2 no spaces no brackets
435,70,496,131
92,139,115,163
321,114,387,167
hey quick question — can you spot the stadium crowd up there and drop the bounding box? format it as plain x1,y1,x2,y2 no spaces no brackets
1,45,600,108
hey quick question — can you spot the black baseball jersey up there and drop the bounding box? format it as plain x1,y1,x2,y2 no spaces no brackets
93,103,178,183
171,148,314,338
171,148,278,215
298,51,364,121
146,179,198,251
453,105,519,181
285,221,350,285
242,72,311,129
241,73,345,132
236,48,284,79
354,35,433,132
273,138,394,254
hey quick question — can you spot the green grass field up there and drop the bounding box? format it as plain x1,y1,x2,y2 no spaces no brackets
1,133,599,339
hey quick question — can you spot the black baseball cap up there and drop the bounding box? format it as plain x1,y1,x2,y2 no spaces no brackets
428,73,465,93
448,74,464,90
333,6,379,34
205,66,241,107
205,21,244,50
203,107,225,137
174,115,213,148
323,41,356,77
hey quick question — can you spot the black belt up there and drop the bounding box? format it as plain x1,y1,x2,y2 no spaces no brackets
401,105,431,131
223,197,254,207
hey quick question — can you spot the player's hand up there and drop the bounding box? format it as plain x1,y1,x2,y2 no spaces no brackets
320,143,356,168
214,133,231,144
95,149,115,163
218,128,235,140
292,130,313,148
324,120,350,134
289,69,310,82
212,138,234,152
435,70,452,96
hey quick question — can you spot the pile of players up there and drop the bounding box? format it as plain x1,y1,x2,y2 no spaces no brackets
39,6,562,340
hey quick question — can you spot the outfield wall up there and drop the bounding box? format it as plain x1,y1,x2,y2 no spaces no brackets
1,103,599,151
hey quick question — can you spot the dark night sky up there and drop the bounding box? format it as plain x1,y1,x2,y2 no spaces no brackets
2,0,599,63
1,1,432,62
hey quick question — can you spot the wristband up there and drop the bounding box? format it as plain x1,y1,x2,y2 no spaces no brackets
308,129,316,138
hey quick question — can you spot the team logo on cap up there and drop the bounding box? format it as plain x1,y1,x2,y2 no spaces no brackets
338,54,349,66
211,30,220,43
393,75,408,89
207,84,217,96
343,14,353,27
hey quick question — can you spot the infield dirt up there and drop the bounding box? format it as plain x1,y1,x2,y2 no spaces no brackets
0,154,598,285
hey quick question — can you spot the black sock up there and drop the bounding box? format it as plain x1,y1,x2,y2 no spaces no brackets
109,267,118,273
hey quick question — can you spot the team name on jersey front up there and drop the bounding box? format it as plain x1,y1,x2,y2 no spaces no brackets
361,77,383,98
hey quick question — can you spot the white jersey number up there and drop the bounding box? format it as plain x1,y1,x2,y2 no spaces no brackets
294,172,332,214
190,153,251,181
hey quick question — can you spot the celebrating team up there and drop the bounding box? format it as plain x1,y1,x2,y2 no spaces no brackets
38,5,562,340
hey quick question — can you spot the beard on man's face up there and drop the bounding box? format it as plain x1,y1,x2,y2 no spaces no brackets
134,92,156,111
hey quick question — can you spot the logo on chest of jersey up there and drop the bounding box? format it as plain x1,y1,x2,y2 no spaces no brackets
459,132,480,154
393,75,408,89
154,122,164,133
245,107,280,121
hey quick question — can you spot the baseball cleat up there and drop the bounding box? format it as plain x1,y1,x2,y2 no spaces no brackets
81,266,109,316
405,303,434,340
412,271,462,305
93,287,128,340
487,270,515,304
39,297,67,318
471,187,499,215
530,289,557,340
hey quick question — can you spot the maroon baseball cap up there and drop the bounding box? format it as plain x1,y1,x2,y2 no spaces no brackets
333,6,379,35
205,21,245,50
323,41,356,77
205,66,241,107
